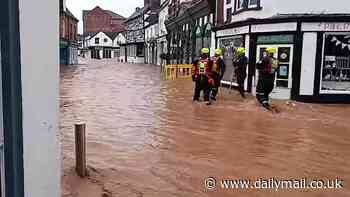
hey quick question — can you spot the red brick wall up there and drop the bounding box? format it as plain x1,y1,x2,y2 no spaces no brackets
60,13,78,41
84,7,125,33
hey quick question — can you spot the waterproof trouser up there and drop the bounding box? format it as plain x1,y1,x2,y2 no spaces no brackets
211,73,221,99
256,74,275,106
235,70,246,98
193,76,210,101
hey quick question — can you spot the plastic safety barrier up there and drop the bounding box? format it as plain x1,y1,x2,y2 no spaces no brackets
162,64,193,80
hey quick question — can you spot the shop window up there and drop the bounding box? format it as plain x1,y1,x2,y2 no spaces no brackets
203,24,212,49
218,36,244,82
195,26,202,57
321,33,350,93
137,44,144,57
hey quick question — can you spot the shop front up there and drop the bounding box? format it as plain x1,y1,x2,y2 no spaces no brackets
215,16,350,103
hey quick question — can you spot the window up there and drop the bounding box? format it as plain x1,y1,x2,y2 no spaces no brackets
235,0,259,12
236,0,245,10
248,0,258,6
104,38,108,43
218,36,244,82
95,38,99,44
226,8,232,23
321,33,350,93
136,44,144,57
226,0,231,4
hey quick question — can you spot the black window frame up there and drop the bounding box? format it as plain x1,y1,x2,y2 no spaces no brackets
0,0,25,196
226,8,232,23
95,38,100,44
233,0,261,14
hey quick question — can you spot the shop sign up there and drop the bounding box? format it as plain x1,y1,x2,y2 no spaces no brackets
251,22,297,33
257,35,294,44
216,26,249,37
302,22,350,32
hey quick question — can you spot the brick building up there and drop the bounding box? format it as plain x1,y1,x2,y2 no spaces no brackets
60,0,79,65
83,6,126,34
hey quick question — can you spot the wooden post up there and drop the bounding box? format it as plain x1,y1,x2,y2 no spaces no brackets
75,123,87,177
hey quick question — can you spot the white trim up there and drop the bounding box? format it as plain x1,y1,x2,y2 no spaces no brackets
319,32,350,94
216,26,249,37
251,22,297,33
300,33,317,95
302,22,350,32
221,80,238,86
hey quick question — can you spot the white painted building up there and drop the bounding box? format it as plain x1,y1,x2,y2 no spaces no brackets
145,17,159,65
156,0,169,66
115,32,127,62
83,32,120,59
216,0,350,103
1,0,60,196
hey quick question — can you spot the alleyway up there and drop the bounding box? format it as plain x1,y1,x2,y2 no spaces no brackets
61,58,350,197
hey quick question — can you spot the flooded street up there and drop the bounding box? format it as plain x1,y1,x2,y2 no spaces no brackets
61,58,350,197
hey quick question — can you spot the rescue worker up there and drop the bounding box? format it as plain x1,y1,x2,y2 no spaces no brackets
256,47,279,110
232,47,248,98
209,48,226,101
192,48,213,104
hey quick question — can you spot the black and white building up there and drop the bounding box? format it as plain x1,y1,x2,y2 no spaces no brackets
215,0,350,103
125,7,145,64
83,32,121,59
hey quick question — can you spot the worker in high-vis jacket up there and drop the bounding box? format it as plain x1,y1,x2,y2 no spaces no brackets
233,47,248,98
210,48,226,101
192,48,213,104
256,47,279,110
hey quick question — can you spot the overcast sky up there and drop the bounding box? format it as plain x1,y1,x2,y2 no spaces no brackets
66,0,143,34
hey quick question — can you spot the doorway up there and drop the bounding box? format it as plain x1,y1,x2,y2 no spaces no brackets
253,44,294,99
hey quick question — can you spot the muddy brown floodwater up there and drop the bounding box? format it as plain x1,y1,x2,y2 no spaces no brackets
61,58,350,197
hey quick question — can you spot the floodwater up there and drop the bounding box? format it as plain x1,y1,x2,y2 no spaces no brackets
61,58,350,197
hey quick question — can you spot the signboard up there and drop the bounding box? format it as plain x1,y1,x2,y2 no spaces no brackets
257,35,294,44
251,22,297,33
216,26,249,37
302,22,350,32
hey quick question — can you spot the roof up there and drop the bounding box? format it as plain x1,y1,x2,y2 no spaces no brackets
65,8,79,21
104,32,119,40
82,7,125,21
84,32,120,40
125,7,145,22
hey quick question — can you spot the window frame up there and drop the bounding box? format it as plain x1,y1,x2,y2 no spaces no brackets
320,32,350,94
95,38,100,44
233,0,261,14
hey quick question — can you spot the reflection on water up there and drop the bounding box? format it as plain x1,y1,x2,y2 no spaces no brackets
61,59,350,197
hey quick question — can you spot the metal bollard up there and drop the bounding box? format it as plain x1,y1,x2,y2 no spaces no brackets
75,123,87,177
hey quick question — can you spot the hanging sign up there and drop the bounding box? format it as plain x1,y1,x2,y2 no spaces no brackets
302,22,350,32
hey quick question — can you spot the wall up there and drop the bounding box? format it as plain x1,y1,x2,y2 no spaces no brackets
19,0,60,196
84,7,125,33
88,32,114,47
230,0,350,22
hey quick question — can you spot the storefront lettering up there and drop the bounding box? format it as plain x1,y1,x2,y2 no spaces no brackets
304,23,350,32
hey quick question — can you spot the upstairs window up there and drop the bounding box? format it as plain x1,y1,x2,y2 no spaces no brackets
248,0,258,7
95,38,99,44
236,0,245,10
234,0,260,13
226,0,232,4
226,8,232,23
104,38,108,43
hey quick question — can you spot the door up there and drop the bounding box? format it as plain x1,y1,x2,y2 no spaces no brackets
253,44,294,99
